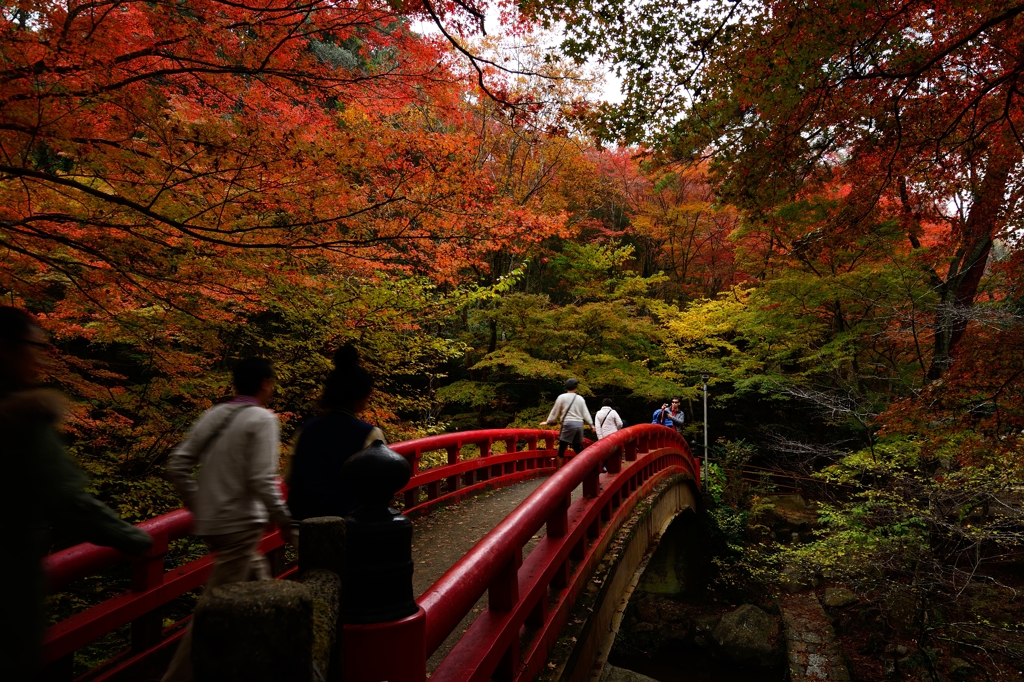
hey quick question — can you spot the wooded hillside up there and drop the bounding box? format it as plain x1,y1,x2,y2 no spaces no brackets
3,0,1022,678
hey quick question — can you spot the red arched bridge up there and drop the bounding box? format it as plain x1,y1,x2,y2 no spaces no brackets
43,424,701,682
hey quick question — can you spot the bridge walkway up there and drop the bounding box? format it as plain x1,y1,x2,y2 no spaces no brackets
412,478,583,671
42,426,698,682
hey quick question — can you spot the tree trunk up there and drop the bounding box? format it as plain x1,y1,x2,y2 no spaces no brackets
926,146,1020,381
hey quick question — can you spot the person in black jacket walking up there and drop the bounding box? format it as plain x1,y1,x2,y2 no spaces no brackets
0,307,152,679
287,345,386,520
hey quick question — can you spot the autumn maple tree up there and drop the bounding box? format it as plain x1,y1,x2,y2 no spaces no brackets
0,0,580,515
538,0,1024,381
0,0,563,327
507,1,1024,673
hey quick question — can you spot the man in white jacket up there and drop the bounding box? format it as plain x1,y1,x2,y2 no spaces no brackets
539,378,593,468
163,357,295,682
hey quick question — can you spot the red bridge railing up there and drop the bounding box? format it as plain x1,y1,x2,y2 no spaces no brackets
43,425,697,682
371,423,699,682
42,429,565,680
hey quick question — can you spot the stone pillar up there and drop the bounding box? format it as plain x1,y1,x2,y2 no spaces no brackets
192,581,313,682
292,516,347,681
340,440,426,682
300,569,342,681
340,439,418,624
300,515,346,576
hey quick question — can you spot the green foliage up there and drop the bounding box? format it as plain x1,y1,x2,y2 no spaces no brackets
439,243,687,427
692,439,783,601
703,498,781,601
779,436,1024,663
547,242,665,302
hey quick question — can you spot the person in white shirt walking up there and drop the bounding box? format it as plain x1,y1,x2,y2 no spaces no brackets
539,378,593,468
595,398,623,440
163,357,296,682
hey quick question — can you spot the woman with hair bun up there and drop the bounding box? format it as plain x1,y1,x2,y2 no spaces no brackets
286,345,385,520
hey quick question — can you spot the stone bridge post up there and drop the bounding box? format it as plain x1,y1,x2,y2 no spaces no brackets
341,440,426,682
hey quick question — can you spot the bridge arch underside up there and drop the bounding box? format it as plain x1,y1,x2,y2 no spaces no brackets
542,476,699,682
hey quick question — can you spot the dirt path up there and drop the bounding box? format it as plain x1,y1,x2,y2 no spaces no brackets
411,477,582,672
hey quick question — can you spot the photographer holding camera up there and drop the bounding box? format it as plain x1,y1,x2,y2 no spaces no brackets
652,397,685,434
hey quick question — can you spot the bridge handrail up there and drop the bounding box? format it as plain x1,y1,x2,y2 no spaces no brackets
417,424,698,663
40,428,569,677
43,429,562,591
390,428,557,463
44,508,192,591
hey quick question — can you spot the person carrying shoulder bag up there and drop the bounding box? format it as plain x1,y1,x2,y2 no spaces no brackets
539,378,594,469
163,357,296,682
595,398,623,440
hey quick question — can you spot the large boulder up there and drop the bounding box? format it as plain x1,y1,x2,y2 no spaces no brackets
780,565,820,594
712,604,782,667
823,587,858,608
599,664,661,682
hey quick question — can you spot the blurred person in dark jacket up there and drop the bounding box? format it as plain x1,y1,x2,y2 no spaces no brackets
287,345,385,520
0,306,152,679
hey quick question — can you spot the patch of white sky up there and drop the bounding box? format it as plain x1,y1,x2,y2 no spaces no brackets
410,10,624,104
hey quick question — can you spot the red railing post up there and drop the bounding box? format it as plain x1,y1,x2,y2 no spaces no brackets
570,537,586,561
489,548,522,611
544,433,556,467
526,593,547,628
583,465,599,498
606,445,622,474
625,439,637,461
130,532,168,653
446,444,460,493
344,608,427,682
552,559,570,589
476,439,492,481
546,493,570,538
501,437,516,477
490,548,523,680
